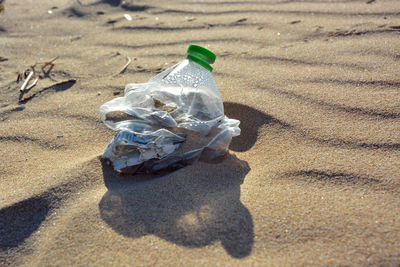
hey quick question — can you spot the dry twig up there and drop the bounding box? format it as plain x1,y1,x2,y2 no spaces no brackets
20,71,33,92
17,56,61,100
119,56,131,74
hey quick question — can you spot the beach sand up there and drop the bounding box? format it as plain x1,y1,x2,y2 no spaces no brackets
0,0,399,265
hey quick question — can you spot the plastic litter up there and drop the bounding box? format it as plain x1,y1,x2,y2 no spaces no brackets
99,44,240,173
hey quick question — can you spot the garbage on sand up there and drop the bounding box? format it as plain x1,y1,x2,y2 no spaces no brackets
99,44,240,174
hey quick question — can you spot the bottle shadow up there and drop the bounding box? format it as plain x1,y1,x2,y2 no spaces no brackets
224,102,290,152
99,153,253,258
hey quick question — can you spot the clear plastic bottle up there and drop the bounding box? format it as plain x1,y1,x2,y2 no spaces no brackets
100,45,240,173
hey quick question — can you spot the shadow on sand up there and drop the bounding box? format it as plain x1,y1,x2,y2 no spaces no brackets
99,154,253,258
98,102,273,258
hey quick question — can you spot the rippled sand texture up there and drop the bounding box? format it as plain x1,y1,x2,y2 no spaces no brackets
0,0,399,265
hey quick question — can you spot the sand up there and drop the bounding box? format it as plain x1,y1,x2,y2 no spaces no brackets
0,0,399,265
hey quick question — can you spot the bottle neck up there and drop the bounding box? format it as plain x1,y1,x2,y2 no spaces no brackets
186,54,213,72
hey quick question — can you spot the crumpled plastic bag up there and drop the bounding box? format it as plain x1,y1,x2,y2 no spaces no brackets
99,67,240,174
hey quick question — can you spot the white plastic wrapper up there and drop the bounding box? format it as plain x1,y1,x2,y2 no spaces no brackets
99,57,240,173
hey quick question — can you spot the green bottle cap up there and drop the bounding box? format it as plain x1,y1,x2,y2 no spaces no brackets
186,44,216,72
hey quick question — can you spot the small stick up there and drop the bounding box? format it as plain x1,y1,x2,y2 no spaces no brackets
119,56,131,74
47,56,59,64
43,56,59,67
25,77,39,91
20,71,34,92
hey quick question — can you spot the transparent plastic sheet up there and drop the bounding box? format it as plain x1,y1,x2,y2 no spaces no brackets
99,60,240,174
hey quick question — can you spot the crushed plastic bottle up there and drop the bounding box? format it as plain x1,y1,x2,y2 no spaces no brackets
99,44,240,173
